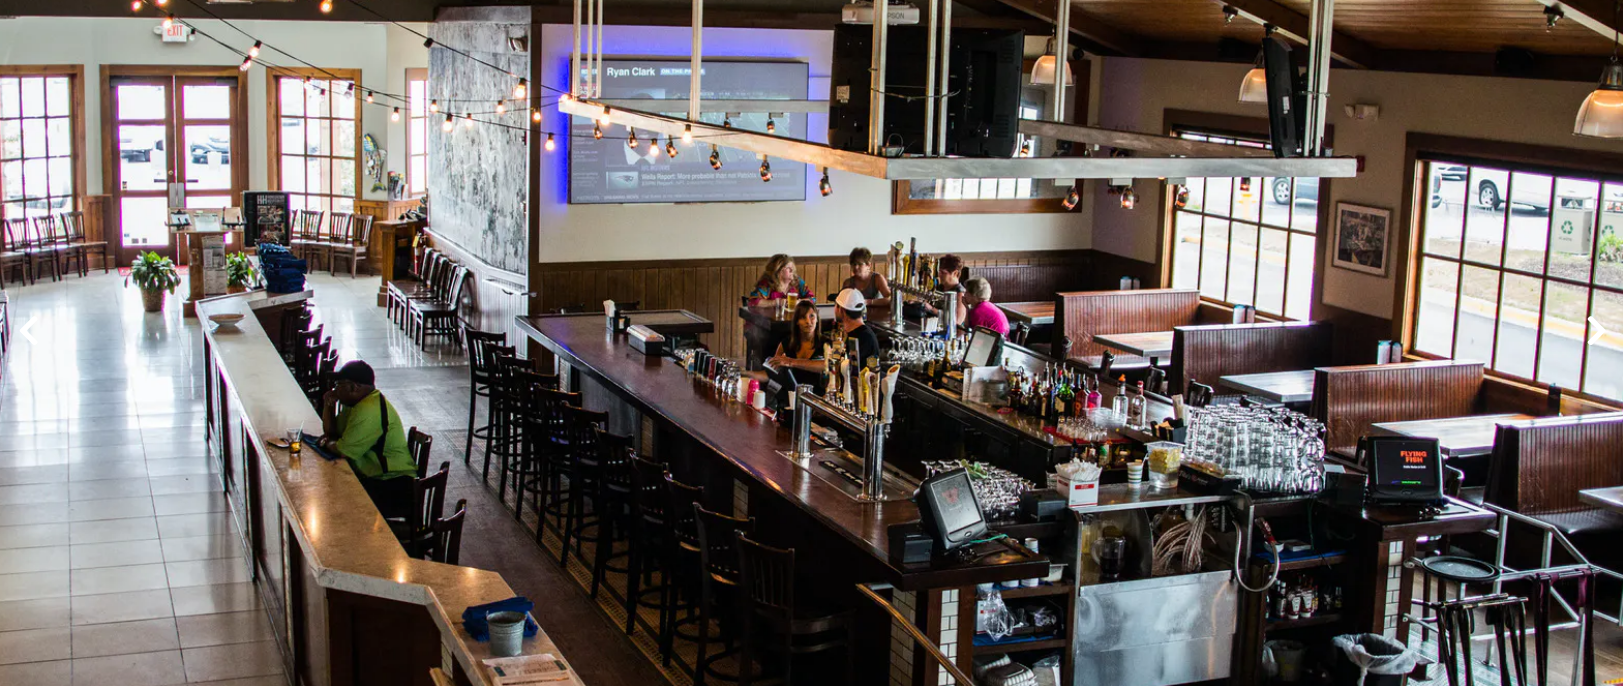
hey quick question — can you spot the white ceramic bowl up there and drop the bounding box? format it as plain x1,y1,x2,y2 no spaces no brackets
208,313,245,329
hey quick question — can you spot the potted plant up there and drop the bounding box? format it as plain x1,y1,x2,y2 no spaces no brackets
226,253,258,294
126,251,181,313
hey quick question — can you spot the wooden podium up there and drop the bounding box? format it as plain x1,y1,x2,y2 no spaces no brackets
175,229,245,318
373,218,422,306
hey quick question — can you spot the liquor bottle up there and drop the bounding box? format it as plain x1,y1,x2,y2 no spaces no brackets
1128,381,1148,428
1110,375,1129,418
1057,373,1074,419
1085,374,1103,411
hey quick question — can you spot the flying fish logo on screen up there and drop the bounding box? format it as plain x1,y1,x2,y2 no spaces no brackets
607,172,639,190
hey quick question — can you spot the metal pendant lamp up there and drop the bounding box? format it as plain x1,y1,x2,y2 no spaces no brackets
1032,36,1074,86
1238,26,1273,104
1575,0,1623,138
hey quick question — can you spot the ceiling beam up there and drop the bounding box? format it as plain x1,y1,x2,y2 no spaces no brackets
1529,0,1623,46
978,0,1146,56
1205,0,1377,69
1017,119,1273,157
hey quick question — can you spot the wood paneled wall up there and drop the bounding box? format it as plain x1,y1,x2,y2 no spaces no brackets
1310,359,1485,455
1170,321,1334,396
533,250,1103,360
1485,412,1623,515
1053,288,1202,360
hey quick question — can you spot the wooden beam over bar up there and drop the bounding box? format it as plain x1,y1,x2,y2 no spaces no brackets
1017,119,1273,158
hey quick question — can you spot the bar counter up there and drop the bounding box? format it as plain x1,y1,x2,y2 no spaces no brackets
199,290,574,686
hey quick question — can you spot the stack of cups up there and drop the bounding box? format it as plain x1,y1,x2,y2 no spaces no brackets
1127,460,1144,488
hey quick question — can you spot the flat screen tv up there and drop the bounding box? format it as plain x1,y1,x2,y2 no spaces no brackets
827,26,1023,158
568,59,809,205
1261,35,1305,158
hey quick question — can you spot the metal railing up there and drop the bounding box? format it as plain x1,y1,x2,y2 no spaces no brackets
857,583,980,686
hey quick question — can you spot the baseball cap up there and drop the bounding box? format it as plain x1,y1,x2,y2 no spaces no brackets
835,288,867,313
333,360,375,386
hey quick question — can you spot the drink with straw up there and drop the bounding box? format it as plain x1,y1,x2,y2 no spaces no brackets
287,427,302,457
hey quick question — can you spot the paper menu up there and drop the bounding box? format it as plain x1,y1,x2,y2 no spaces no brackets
482,654,575,685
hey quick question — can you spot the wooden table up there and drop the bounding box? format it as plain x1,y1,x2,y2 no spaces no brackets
996,301,1055,326
1579,486,1623,513
1220,370,1315,403
1092,330,1174,358
1371,413,1535,457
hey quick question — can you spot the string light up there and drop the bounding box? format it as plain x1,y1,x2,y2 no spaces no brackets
722,115,732,129
131,0,142,11
627,129,638,150
593,122,603,140
162,15,174,30
319,0,333,14
709,144,722,170
665,137,678,158
429,99,439,113
442,113,454,132
365,90,374,103
682,124,693,145
239,56,253,72
545,133,555,152
495,100,506,115
560,93,573,105
155,0,167,5
423,37,433,49
345,82,355,95
531,108,542,123
463,114,474,128
249,41,262,58
514,79,527,99
391,107,401,122
766,116,776,134
759,156,772,183
598,106,612,125
1062,185,1081,211
819,168,832,197
648,140,660,158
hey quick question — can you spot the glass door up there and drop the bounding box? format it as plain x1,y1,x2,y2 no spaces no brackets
110,73,242,264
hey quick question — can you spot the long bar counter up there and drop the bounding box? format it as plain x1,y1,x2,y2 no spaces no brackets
199,290,574,686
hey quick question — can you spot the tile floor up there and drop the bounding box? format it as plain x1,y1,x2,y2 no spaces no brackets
0,271,662,686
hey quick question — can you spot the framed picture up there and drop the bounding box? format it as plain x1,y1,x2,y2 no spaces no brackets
1333,202,1391,276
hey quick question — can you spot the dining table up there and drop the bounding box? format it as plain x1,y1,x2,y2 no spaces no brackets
1219,370,1316,403
1370,413,1535,458
996,301,1055,326
1091,330,1174,358
1579,486,1623,514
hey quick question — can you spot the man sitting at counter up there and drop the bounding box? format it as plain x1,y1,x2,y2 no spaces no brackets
318,361,416,517
962,277,1010,337
921,253,968,323
834,288,881,366
842,247,892,306
746,253,814,306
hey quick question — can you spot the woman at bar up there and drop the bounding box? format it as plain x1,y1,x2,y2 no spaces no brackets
922,253,968,323
746,253,813,306
841,247,892,306
768,299,826,373
962,277,1010,336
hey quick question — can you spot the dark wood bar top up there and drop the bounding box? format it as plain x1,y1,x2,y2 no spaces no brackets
518,313,1049,590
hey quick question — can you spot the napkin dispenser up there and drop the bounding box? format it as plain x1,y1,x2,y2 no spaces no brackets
627,324,666,356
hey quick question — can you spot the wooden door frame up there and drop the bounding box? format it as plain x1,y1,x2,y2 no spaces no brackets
265,67,364,213
101,65,249,262
0,65,87,219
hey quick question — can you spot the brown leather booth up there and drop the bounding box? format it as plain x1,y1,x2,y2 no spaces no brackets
1053,288,1202,362
1483,412,1623,570
1169,321,1333,397
1310,359,1486,456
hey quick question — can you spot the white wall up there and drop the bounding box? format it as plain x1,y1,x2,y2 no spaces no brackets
534,24,1092,263
1092,56,1621,320
0,16,426,199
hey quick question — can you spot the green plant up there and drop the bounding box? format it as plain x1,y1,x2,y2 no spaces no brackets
225,253,258,288
126,251,181,293
1601,231,1623,264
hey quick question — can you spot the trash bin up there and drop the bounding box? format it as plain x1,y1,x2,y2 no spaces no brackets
1333,633,1418,686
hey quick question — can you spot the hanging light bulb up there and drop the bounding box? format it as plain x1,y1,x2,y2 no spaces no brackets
709,144,722,170
131,0,142,12
545,133,556,152
161,15,173,30
155,0,167,5
1062,185,1081,211
648,139,660,158
423,37,434,49
759,156,772,183
249,41,262,58
627,129,638,149
1174,185,1190,209
391,107,401,123
599,106,612,125
365,90,374,104
531,108,542,123
1020,140,1032,157
442,113,454,132
496,100,506,115
722,114,732,129
239,56,253,72
819,168,832,197
665,137,678,158
1032,36,1074,86
463,115,474,129
1239,28,1273,104
682,124,693,145
319,0,333,14
429,99,439,114
1576,3,1623,138
766,116,776,134
514,79,527,99
593,122,603,139
1120,187,1138,210
560,93,574,105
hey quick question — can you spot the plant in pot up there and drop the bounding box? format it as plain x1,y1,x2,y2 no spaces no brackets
126,251,182,313
226,253,258,294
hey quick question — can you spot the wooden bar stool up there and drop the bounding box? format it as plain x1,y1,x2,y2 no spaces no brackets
624,455,671,636
532,388,582,554
462,329,509,466
504,366,558,518
589,429,638,601
735,533,856,686
660,474,707,666
693,505,755,686
558,407,609,572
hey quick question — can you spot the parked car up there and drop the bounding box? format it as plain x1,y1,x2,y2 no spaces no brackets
1471,168,1550,213
118,131,164,162
189,135,230,164
1268,177,1319,205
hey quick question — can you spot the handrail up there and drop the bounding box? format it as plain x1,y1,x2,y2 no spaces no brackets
857,583,980,686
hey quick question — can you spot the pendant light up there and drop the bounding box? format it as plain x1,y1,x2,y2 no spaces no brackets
1031,36,1074,86
1238,26,1273,104
1575,0,1623,138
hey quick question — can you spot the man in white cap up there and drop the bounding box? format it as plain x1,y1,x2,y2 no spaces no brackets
834,287,881,367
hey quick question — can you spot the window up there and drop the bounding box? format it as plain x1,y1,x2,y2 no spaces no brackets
0,69,80,221
405,68,427,197
1166,130,1319,320
269,69,359,214
1409,156,1623,403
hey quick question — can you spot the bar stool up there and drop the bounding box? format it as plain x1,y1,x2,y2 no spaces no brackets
463,329,509,465
734,533,856,686
530,387,582,551
481,352,526,493
558,407,609,571
506,367,559,519
693,505,755,686
492,362,551,512
624,455,671,636
661,474,707,666
590,429,637,601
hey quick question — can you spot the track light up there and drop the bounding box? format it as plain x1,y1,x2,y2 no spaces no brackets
1174,185,1190,209
442,114,454,132
545,133,556,152
429,99,439,113
531,108,542,123
1223,5,1238,24
391,107,401,123
627,129,638,149
709,145,722,170
760,156,772,182
819,168,832,197
1020,140,1032,157
249,41,262,58
682,125,693,145
1061,185,1081,210
239,57,253,72
1120,187,1137,210
319,0,333,13
593,122,603,140
665,138,678,158
1546,5,1564,30
514,79,527,99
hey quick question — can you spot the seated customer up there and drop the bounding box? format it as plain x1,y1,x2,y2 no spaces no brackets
833,288,881,367
962,277,1010,337
921,253,968,323
318,361,416,518
769,299,826,374
747,253,813,306
841,247,892,306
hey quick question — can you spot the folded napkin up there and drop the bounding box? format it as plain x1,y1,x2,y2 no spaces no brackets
301,432,341,462
462,597,539,641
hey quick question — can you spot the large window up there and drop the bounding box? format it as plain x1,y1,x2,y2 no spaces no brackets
405,68,427,197
1410,157,1623,402
0,70,79,221
1167,130,1319,320
269,69,359,214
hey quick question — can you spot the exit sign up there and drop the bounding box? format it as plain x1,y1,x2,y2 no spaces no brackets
160,23,192,43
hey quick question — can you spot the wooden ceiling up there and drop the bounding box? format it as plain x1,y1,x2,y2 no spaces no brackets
1268,0,1616,55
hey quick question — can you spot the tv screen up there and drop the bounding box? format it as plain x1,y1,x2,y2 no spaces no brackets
569,59,809,205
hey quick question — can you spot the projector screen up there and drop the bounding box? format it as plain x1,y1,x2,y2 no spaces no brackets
569,59,809,205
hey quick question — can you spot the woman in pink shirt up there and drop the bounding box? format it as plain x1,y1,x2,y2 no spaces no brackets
961,277,1009,336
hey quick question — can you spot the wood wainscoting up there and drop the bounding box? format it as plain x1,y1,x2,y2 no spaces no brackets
420,229,531,347
532,250,1152,360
